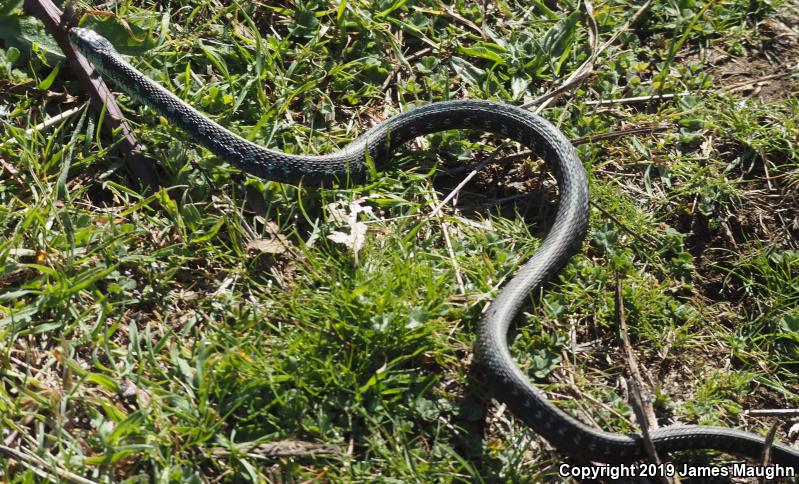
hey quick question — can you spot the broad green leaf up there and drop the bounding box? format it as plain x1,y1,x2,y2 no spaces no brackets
0,14,63,61
37,64,59,90
0,289,34,302
458,42,508,64
450,56,485,87
541,10,580,75
86,373,121,393
5,45,20,63
0,306,38,327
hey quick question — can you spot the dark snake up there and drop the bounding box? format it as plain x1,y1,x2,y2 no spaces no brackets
69,27,799,466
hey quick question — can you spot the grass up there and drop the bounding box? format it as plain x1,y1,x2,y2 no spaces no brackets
1,0,798,481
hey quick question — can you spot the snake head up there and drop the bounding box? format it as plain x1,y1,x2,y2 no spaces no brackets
68,27,118,58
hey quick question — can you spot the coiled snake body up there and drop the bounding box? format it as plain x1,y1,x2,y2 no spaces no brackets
69,27,799,466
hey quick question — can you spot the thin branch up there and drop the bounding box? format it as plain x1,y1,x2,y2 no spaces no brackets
427,191,467,294
586,93,680,106
745,409,799,417
721,72,794,93
381,47,433,91
428,142,510,217
441,4,487,40
583,0,599,53
23,0,160,190
761,423,779,472
592,201,659,249
615,275,675,484
442,125,669,177
0,103,88,148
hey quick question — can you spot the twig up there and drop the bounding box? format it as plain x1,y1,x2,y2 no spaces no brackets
419,145,514,298
441,125,670,178
745,409,799,417
760,422,779,480
574,125,670,145
210,439,342,458
615,274,673,484
721,72,794,93
3,430,19,447
583,0,598,53
427,142,510,217
441,4,487,39
585,93,680,106
427,190,467,294
22,0,160,190
381,47,433,91
0,103,87,148
592,201,659,249
300,468,330,484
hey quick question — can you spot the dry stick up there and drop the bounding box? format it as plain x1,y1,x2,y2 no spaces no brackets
3,430,19,447
593,201,659,249
210,440,342,458
615,273,675,484
441,4,487,40
574,125,670,145
428,142,511,218
746,409,799,417
522,0,655,112
23,0,160,190
423,147,515,296
761,423,778,469
583,0,599,53
521,0,601,114
427,189,467,294
442,125,670,180
381,47,433,91
721,72,794,93
0,102,88,148
434,125,669,219
585,93,680,106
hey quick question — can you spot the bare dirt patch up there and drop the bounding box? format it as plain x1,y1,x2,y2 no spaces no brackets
706,17,799,100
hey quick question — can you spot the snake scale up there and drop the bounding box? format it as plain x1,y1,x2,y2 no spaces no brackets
69,27,799,466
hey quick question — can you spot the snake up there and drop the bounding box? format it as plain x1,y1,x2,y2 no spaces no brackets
69,26,799,466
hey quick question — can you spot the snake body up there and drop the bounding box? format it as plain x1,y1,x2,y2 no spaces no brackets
69,27,799,466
